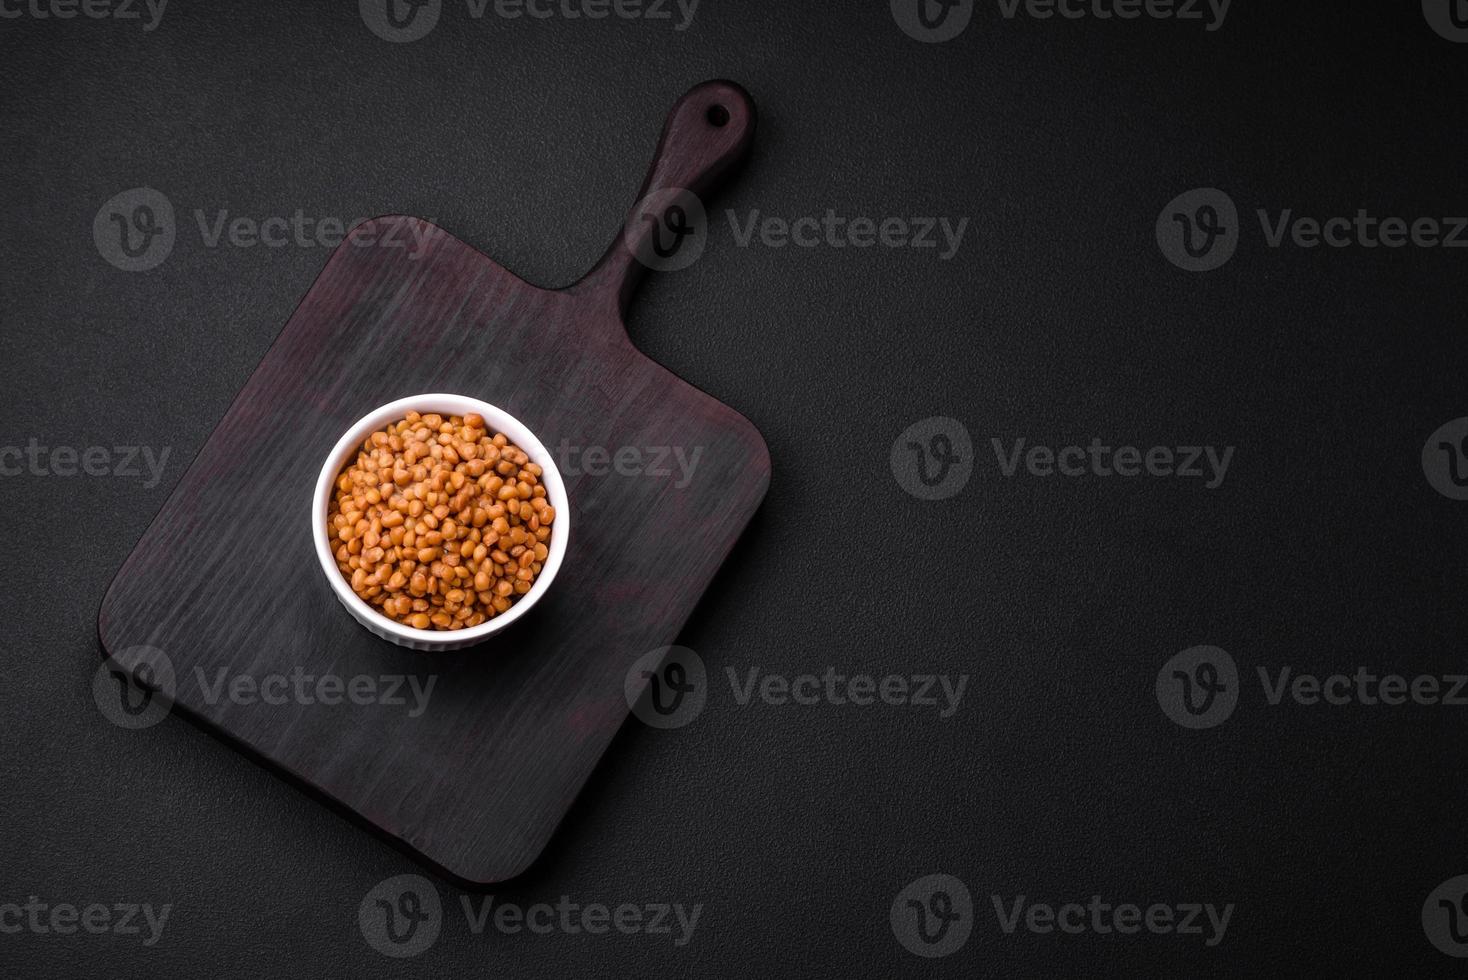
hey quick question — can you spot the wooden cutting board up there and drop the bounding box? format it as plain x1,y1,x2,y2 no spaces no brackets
97,80,769,885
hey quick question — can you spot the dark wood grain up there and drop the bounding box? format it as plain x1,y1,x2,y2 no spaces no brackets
97,80,768,885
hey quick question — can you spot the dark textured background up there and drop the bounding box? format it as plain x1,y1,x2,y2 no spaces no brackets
4,0,1468,974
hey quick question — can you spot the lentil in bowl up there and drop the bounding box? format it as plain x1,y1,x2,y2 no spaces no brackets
312,394,570,651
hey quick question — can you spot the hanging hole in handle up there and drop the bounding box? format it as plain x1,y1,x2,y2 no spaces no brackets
706,104,730,127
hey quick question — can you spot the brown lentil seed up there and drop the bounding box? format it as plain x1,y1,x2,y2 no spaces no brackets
327,412,557,631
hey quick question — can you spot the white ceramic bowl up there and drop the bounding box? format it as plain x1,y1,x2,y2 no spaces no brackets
312,393,570,651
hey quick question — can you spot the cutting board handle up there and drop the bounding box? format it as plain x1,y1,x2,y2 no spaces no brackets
574,79,756,316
